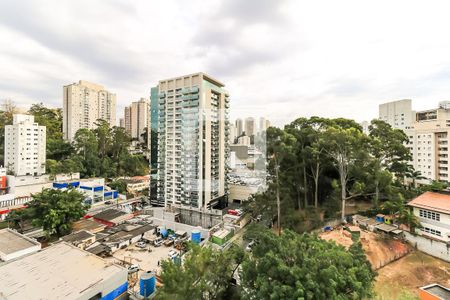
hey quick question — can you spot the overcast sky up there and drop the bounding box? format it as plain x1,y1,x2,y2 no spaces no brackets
1,0,450,127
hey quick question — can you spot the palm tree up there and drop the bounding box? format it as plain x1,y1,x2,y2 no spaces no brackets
398,207,421,232
405,168,426,188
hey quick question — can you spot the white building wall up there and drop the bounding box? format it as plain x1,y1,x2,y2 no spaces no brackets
379,99,415,131
4,114,46,176
413,207,450,242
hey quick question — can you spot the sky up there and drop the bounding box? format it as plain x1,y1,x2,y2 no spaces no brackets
1,0,450,127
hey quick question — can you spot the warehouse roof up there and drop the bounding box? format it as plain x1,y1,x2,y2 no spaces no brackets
72,218,106,233
408,191,450,214
62,230,95,243
0,242,127,300
92,208,128,221
0,228,40,256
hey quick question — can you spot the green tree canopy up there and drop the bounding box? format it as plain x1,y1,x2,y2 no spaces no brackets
7,188,88,237
158,244,243,300
240,228,376,300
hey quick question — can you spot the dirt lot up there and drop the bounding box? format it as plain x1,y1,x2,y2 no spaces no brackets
375,251,450,300
319,229,411,269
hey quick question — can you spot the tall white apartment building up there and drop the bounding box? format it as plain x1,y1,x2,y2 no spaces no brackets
123,98,150,142
380,100,450,183
245,117,256,136
235,119,244,136
150,72,230,209
63,80,116,141
259,117,271,132
4,114,46,176
379,99,415,131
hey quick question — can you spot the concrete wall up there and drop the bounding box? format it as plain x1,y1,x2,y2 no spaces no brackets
404,231,450,262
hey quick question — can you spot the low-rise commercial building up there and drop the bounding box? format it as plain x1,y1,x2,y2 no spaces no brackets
91,208,133,227
0,242,128,300
0,228,41,262
408,191,450,242
61,230,96,250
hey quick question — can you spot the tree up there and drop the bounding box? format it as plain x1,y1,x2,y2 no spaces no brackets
0,99,17,165
158,244,242,300
266,127,296,234
240,229,376,300
109,179,128,194
12,189,88,237
368,120,412,207
323,126,367,221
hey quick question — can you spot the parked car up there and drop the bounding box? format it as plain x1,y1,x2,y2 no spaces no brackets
136,241,147,248
128,264,140,274
168,250,178,258
154,237,163,247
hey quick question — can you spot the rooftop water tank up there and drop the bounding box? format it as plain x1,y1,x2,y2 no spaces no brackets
191,229,201,244
140,271,156,298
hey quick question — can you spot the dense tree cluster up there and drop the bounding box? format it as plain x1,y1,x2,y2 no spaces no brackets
158,244,243,300
25,103,148,178
6,188,87,237
158,227,375,300
241,226,376,300
245,117,421,232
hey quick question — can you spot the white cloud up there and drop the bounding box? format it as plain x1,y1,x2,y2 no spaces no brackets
1,0,450,126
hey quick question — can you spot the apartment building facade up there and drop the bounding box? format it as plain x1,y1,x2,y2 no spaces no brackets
245,117,256,136
379,100,450,183
379,99,415,131
150,72,230,209
4,114,46,176
63,80,116,141
123,98,150,143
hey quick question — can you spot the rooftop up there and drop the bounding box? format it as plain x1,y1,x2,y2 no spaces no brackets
0,242,126,300
62,230,95,243
92,208,128,222
420,283,450,299
408,191,450,214
100,224,154,244
72,218,106,233
0,228,40,256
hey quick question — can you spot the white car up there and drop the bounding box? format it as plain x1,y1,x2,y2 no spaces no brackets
246,240,256,252
136,241,147,248
168,249,178,258
128,264,140,274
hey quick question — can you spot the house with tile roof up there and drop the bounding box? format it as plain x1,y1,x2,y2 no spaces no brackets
408,191,450,242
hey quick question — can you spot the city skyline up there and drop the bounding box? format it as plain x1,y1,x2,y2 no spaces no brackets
2,1,450,126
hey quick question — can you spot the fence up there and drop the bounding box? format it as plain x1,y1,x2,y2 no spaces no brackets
404,231,450,262
372,246,412,270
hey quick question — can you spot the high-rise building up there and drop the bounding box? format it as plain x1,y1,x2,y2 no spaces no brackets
235,119,244,137
259,117,271,132
150,72,230,209
63,80,116,141
379,99,415,131
229,123,237,144
4,114,46,176
119,118,125,128
123,98,150,142
245,117,255,136
380,100,450,184
124,106,132,134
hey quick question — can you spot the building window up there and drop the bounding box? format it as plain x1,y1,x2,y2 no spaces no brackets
419,209,440,221
422,227,442,237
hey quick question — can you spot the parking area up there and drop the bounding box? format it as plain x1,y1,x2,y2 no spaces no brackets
104,240,180,291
